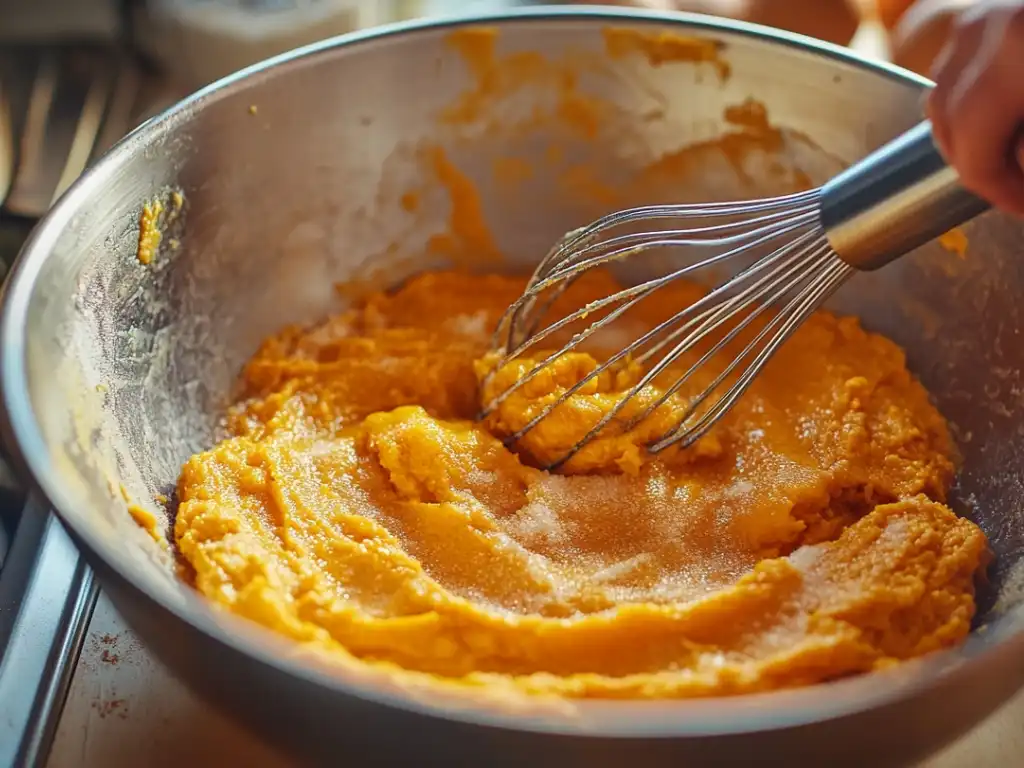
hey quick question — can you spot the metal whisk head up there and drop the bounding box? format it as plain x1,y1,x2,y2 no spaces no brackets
480,121,994,471
480,189,855,470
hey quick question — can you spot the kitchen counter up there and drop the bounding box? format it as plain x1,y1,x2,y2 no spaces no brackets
45,593,1024,767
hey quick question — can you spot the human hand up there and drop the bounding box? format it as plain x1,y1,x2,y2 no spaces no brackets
927,0,1024,215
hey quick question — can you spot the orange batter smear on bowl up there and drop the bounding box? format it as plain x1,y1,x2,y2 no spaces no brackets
175,268,988,698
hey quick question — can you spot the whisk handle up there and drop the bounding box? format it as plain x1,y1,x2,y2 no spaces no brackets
820,120,990,271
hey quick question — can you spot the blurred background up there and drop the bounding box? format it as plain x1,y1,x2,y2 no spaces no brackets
0,0,970,278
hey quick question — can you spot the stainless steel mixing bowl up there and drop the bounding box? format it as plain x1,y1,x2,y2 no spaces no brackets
3,8,1024,767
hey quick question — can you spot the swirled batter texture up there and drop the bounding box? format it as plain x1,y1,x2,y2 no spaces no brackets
175,270,988,698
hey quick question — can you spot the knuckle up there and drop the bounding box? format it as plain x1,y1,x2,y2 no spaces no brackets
963,169,1004,204
954,154,991,187
954,5,986,31
1007,7,1024,42
957,168,981,191
951,13,977,36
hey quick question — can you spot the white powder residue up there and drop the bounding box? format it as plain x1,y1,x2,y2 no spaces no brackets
787,543,824,572
465,469,499,491
724,479,755,499
879,517,909,546
504,501,564,549
304,323,350,346
533,472,625,511
447,310,490,339
591,554,654,584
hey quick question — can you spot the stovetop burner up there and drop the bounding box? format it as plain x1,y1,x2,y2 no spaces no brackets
0,223,97,768
0,217,32,574
0,491,97,767
0,462,18,570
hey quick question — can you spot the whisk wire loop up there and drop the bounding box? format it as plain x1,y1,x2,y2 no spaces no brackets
481,189,861,469
502,229,827,469
483,206,821,408
493,192,822,354
649,256,854,452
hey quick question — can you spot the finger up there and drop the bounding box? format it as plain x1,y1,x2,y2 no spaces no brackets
944,50,1024,215
927,11,987,162
929,31,963,85
943,6,1024,212
930,5,987,84
925,89,954,164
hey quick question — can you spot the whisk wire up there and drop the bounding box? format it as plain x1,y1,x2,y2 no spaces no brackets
543,206,820,283
625,236,832,424
490,206,820,375
483,204,821,411
481,188,864,468
539,236,833,470
631,226,822,367
535,188,821,273
496,194,821,352
651,255,854,451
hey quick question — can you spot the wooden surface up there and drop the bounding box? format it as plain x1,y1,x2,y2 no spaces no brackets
46,594,1024,768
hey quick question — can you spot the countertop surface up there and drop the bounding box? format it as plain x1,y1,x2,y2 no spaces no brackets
45,593,1024,767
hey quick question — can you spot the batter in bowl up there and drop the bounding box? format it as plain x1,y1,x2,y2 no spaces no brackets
175,269,988,698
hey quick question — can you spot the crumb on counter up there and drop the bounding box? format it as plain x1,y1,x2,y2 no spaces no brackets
939,227,969,258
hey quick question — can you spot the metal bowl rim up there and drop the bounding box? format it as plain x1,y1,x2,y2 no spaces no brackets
0,5,997,739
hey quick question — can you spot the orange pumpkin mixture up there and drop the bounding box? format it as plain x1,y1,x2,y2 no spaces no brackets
175,268,988,698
